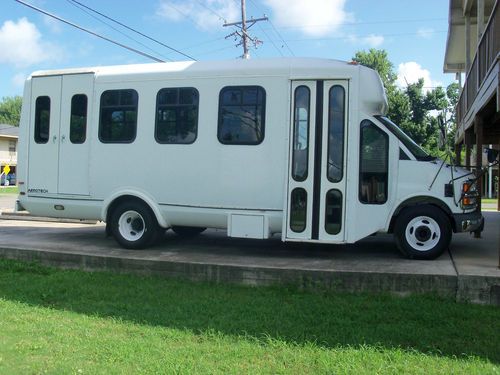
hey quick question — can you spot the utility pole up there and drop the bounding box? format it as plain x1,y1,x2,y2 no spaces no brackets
223,0,267,59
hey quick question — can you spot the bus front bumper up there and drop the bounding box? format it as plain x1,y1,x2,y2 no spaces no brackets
452,211,484,233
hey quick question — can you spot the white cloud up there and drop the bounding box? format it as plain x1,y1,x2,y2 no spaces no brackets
348,33,384,47
396,62,442,92
156,0,239,31
263,0,352,36
417,27,434,39
0,18,63,68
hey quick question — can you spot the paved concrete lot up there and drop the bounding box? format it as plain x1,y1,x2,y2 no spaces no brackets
0,192,499,304
0,194,15,211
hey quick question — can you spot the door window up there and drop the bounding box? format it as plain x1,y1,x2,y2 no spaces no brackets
292,86,310,181
70,94,88,144
325,189,342,234
290,188,307,232
34,96,50,144
327,86,345,182
359,120,389,204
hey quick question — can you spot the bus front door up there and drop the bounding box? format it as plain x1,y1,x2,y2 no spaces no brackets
285,80,349,243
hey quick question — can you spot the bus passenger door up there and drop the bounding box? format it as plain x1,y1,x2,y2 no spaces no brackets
285,80,349,243
28,76,62,195
58,74,93,195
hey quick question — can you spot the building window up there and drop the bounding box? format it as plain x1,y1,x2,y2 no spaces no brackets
327,85,345,182
218,86,265,145
70,94,88,144
155,88,198,144
34,96,50,144
99,89,138,143
359,120,389,204
292,86,310,181
9,141,16,153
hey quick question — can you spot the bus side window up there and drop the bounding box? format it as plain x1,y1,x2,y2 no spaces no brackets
218,86,265,145
99,89,138,143
34,96,50,144
155,87,198,144
359,120,388,204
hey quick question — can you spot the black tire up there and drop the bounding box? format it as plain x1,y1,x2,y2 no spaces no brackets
171,226,206,237
394,205,452,260
109,201,161,249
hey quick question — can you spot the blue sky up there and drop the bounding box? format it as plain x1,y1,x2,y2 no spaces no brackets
0,0,454,99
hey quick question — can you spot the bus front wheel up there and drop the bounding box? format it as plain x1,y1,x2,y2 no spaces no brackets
110,201,160,249
394,205,451,260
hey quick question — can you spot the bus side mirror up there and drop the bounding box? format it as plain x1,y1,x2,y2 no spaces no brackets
486,148,499,163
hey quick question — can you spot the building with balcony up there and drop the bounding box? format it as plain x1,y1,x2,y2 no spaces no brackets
0,124,18,186
444,0,499,208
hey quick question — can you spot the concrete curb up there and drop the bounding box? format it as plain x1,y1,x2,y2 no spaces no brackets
0,246,461,300
456,275,500,304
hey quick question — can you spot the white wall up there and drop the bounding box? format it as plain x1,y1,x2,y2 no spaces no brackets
0,137,17,166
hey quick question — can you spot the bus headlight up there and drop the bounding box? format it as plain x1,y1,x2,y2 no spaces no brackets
461,180,479,210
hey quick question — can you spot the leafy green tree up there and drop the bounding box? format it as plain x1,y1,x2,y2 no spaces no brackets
0,96,22,126
352,49,459,157
353,49,397,88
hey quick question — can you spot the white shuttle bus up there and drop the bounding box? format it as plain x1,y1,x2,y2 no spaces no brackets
17,58,484,259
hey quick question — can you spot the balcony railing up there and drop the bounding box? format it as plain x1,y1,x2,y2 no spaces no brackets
457,0,499,126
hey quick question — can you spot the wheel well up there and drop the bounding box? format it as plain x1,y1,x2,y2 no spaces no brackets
388,197,453,233
106,195,157,226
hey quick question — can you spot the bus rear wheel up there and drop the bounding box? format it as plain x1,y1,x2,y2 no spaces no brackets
394,205,451,260
110,201,160,249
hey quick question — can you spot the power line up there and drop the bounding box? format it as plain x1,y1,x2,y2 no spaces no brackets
257,23,283,57
247,0,293,56
195,0,227,23
65,0,173,62
14,0,165,62
267,18,294,56
67,0,196,61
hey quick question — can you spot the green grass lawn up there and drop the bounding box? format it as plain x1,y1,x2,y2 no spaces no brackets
0,186,18,194
482,198,498,204
0,259,499,374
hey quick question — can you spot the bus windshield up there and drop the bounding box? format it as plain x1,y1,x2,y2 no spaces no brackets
375,115,435,161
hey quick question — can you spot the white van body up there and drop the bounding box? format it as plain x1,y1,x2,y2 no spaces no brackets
17,58,483,258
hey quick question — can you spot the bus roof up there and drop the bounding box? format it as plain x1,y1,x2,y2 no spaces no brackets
29,57,388,115
31,57,366,80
